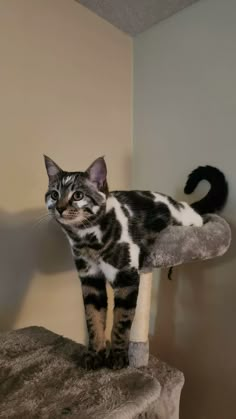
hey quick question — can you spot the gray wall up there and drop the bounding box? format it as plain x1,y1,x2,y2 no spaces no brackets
133,1,236,418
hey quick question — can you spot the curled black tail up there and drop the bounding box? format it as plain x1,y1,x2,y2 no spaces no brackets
184,165,228,215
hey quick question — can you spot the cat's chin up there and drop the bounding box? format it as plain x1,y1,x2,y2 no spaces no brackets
57,218,74,225
56,215,85,226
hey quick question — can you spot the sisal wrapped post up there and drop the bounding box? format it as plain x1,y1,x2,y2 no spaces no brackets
129,272,153,367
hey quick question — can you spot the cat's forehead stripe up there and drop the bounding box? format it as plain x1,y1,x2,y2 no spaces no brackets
62,175,74,185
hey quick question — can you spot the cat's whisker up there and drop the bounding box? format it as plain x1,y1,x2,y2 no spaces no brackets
32,213,51,223
30,213,53,231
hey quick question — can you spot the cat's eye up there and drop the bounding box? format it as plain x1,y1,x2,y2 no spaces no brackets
72,191,84,201
51,190,59,201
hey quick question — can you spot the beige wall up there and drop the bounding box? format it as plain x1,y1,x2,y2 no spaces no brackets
134,1,236,418
0,0,132,343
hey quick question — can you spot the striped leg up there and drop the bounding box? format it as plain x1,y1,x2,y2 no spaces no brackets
108,268,139,369
75,258,107,369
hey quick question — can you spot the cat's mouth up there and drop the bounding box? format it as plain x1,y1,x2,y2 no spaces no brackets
58,214,77,221
55,211,85,225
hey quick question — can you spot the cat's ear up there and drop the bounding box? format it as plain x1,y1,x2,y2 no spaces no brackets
44,155,62,180
86,156,107,190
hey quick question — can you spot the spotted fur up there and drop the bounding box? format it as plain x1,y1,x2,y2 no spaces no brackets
44,156,228,369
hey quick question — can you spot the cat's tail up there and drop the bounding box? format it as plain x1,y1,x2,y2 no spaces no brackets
184,165,228,215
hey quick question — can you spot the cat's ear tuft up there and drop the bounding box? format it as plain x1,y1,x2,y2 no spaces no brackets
86,156,107,190
44,155,62,180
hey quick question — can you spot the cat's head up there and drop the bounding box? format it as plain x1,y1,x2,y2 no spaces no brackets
44,155,108,226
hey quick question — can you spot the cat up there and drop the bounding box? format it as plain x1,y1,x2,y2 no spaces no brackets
44,156,228,369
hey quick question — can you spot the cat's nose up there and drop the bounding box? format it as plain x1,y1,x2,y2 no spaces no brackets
57,207,66,216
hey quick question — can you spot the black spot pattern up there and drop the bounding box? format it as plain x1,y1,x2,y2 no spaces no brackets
102,243,130,269
84,294,107,311
143,203,170,232
113,268,139,288
80,275,106,291
75,258,87,271
114,289,139,310
100,209,121,242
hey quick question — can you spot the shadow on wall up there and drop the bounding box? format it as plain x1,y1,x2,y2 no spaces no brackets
0,208,74,331
150,218,236,419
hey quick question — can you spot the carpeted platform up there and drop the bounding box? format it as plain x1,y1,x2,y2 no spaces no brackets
0,326,184,419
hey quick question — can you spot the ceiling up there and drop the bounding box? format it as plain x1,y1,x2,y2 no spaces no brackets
77,0,199,36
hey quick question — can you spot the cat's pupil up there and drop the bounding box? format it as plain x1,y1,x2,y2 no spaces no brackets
51,190,59,200
73,191,84,201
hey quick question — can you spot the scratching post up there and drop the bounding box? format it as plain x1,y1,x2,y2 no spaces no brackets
129,272,153,367
128,214,231,367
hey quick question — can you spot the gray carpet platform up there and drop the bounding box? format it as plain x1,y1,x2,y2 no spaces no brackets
141,214,231,271
0,326,184,419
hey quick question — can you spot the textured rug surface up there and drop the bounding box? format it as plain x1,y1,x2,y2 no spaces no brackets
0,327,184,419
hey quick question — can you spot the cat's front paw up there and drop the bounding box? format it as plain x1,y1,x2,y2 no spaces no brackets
74,349,106,370
106,349,129,370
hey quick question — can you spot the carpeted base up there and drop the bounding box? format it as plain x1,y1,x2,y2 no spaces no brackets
0,327,184,419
